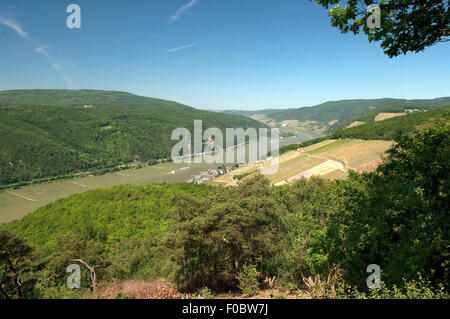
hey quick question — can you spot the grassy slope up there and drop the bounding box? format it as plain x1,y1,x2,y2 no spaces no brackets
229,139,392,185
0,90,265,187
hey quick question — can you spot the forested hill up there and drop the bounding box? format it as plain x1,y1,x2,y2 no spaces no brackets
0,90,195,110
0,90,265,187
3,116,449,298
268,97,450,123
224,97,450,132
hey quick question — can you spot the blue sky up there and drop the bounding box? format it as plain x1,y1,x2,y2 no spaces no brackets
0,0,449,110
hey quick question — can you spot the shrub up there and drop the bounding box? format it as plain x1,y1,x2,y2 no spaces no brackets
202,287,214,299
237,264,260,296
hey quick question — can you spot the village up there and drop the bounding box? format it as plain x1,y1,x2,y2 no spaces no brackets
191,165,235,184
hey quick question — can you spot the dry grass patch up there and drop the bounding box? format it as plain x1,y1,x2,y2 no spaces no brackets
280,120,300,127
328,120,339,126
374,112,406,122
98,279,181,299
300,139,338,152
287,160,344,182
268,156,326,184
322,169,348,180
310,140,392,171
347,121,365,128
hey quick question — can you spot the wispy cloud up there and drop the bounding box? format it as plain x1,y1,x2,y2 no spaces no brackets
52,62,62,71
167,42,199,53
0,10,76,87
0,16,28,39
0,14,51,57
170,0,200,23
34,44,51,57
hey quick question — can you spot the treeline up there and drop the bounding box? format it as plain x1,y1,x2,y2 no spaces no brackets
278,109,449,156
0,90,264,188
279,137,327,155
269,97,450,124
331,109,449,140
1,118,448,299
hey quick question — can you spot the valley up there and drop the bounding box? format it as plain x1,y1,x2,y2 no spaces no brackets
224,97,450,138
0,161,213,223
1,0,449,302
0,90,448,300
0,134,307,223
0,90,265,189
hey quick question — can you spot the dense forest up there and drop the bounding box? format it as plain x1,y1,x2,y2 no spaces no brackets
1,114,448,299
0,90,265,188
224,97,450,129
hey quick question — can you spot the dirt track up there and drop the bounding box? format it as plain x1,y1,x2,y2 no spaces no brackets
298,149,348,172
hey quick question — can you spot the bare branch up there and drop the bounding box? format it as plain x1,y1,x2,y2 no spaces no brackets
69,259,97,292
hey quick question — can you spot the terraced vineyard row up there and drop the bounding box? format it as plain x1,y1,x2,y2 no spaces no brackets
212,139,393,186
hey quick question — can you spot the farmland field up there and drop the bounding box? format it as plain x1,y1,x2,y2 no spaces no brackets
375,112,406,121
347,121,365,128
212,139,393,186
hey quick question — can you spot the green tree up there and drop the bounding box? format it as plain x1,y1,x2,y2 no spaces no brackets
168,175,285,289
45,233,107,290
0,230,37,298
309,119,450,287
314,0,450,57
280,177,337,283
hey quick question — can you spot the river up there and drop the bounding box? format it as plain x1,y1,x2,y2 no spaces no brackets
0,136,308,223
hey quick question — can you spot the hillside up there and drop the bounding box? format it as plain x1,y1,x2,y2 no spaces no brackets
278,109,448,154
269,97,450,123
213,139,393,186
0,90,195,110
330,109,449,140
0,90,265,187
224,97,450,135
2,117,448,299
214,109,449,186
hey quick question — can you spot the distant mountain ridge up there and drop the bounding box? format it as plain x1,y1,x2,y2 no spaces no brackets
224,97,450,118
0,89,195,110
223,97,450,133
270,97,450,122
0,90,265,187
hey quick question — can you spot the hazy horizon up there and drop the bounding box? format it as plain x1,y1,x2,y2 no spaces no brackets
1,87,449,112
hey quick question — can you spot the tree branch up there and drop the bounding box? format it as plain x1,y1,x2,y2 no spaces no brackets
69,259,97,292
